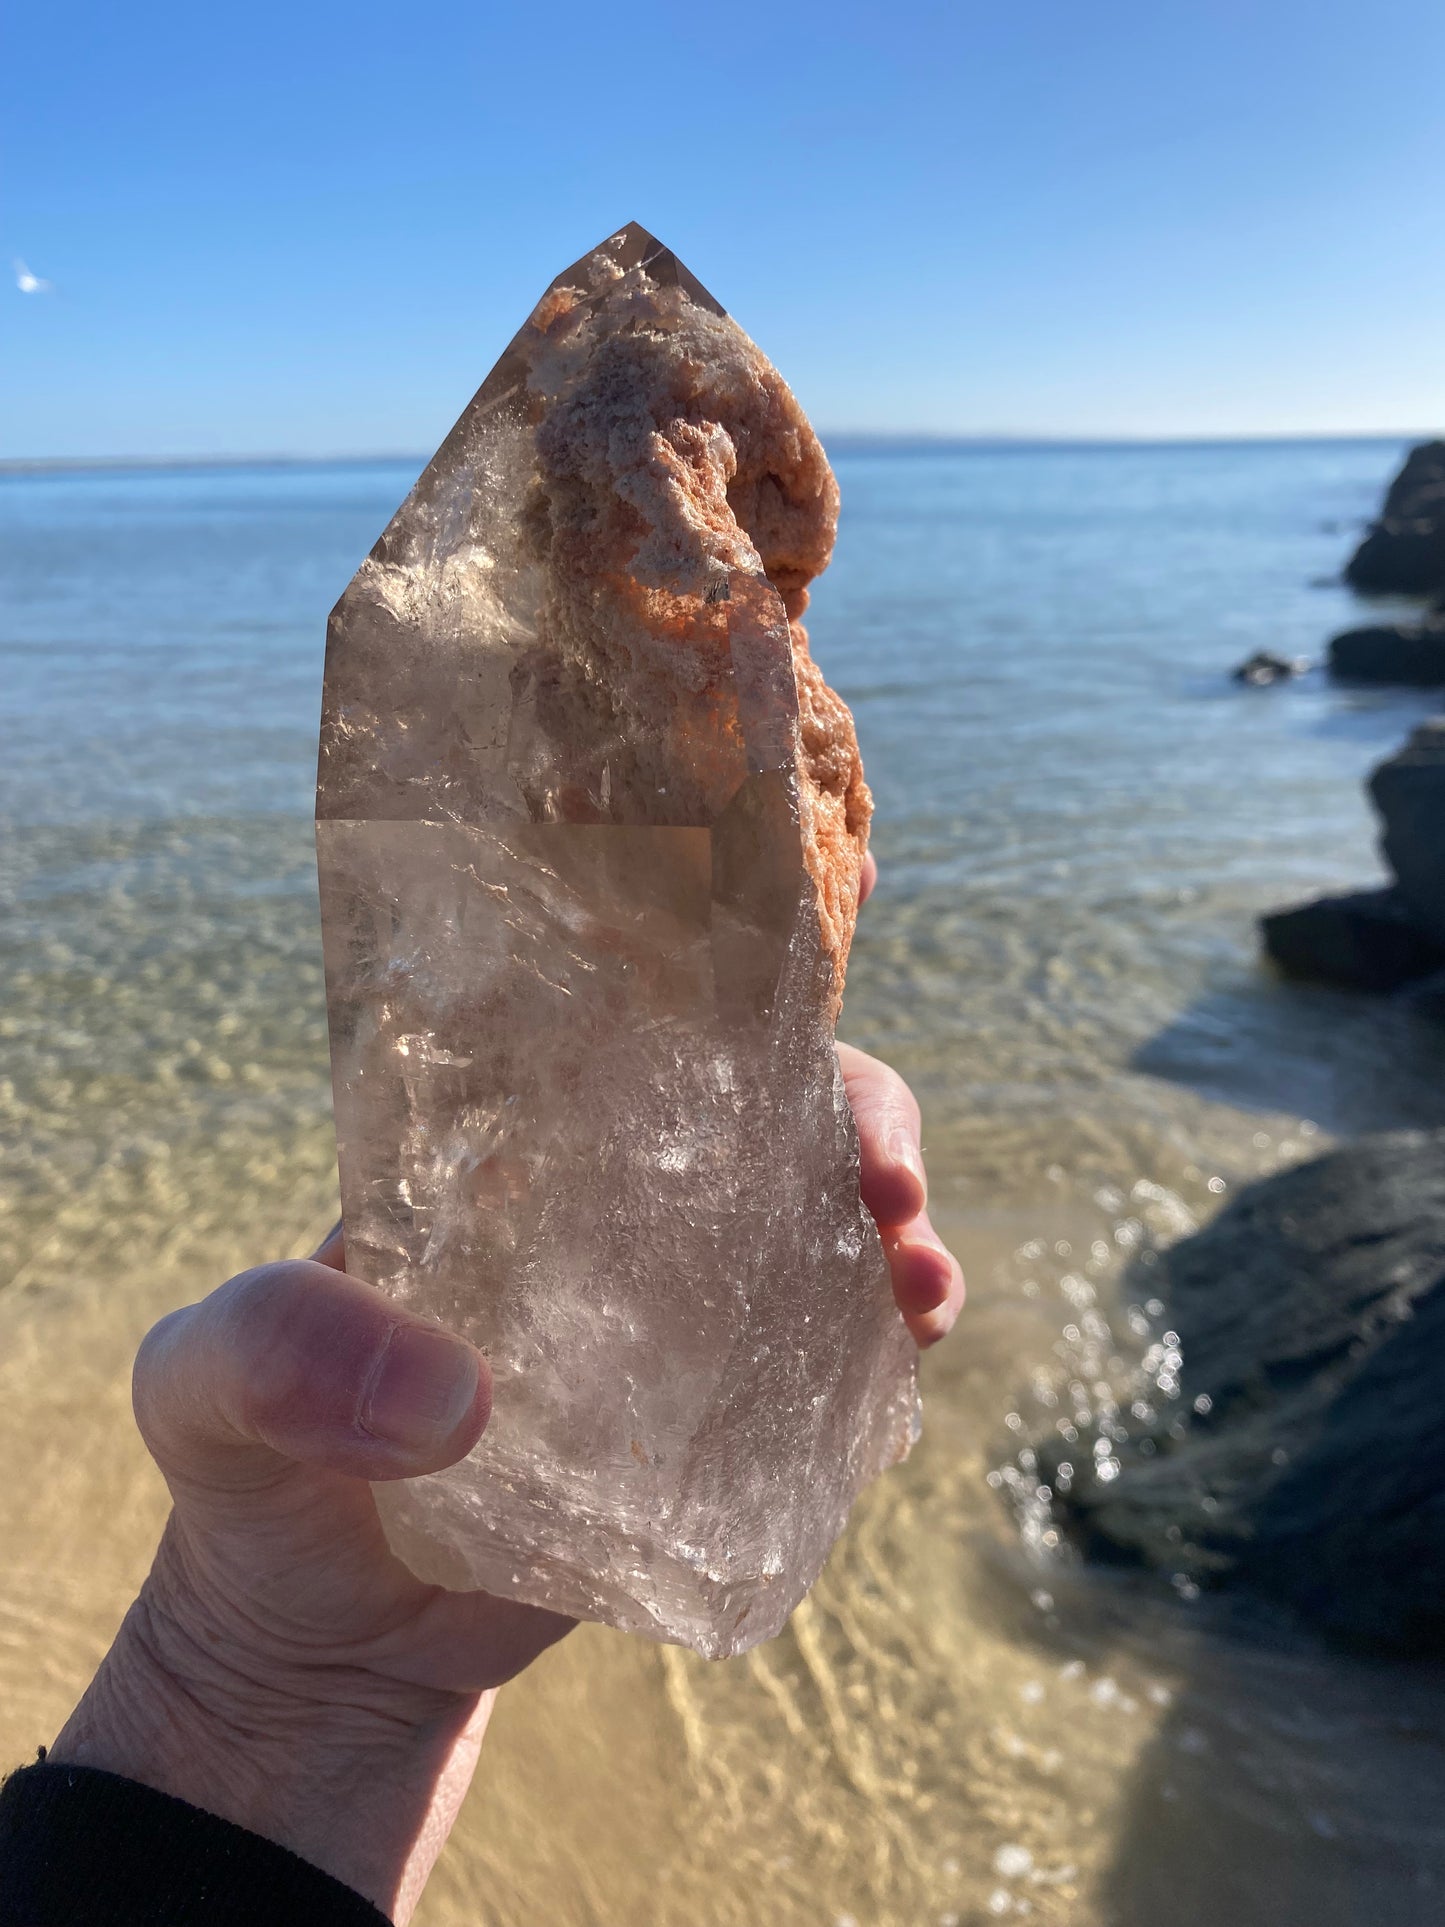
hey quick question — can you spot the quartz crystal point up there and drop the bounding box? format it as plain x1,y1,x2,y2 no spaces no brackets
316,224,919,1657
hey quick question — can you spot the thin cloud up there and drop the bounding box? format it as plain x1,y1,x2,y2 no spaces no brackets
14,259,54,295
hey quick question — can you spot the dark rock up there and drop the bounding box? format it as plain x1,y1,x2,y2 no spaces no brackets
1345,441,1445,596
1402,969,1445,1021
1370,720,1445,944
1328,617,1445,686
1261,886,1445,992
1381,441,1445,520
1251,1275,1445,1651
1045,1131,1445,1653
1231,651,1309,686
1345,526,1445,598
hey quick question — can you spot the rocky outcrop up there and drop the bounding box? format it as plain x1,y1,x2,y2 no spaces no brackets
1045,1133,1445,1654
1404,970,1445,1020
1261,887,1445,991
1345,440,1445,596
1371,720,1445,944
1261,722,1445,996
1328,612,1445,686
1381,442,1445,519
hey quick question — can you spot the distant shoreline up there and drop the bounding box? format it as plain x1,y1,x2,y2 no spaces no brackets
0,432,1430,481
0,453,425,477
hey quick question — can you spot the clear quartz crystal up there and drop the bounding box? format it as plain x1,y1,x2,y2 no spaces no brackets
316,224,918,1657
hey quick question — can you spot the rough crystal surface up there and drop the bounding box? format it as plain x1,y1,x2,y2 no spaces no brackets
316,224,919,1657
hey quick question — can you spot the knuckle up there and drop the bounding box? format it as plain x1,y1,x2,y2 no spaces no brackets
218,1261,333,1383
220,1264,328,1426
221,1259,316,1323
131,1305,190,1443
132,1262,323,1457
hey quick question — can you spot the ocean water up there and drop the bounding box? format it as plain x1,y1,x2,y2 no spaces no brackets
3,441,1445,1925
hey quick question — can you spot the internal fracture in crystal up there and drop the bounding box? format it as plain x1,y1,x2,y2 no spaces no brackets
316,224,919,1657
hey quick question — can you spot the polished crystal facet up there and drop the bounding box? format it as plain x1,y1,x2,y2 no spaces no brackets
316,224,918,1657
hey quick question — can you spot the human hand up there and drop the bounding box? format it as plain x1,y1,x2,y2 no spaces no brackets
50,1238,569,1921
845,850,965,1349
842,1039,965,1347
48,854,959,1925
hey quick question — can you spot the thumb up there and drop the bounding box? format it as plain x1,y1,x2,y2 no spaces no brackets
133,1260,490,1497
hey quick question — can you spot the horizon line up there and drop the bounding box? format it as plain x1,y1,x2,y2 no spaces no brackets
0,428,1435,479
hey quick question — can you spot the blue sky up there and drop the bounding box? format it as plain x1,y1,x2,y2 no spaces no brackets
6,0,1445,457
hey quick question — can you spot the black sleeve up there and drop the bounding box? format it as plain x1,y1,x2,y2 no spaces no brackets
0,1759,393,1926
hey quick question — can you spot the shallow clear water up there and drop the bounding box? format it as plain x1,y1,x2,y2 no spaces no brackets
3,443,1444,1925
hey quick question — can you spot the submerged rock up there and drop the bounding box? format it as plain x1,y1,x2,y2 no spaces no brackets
1231,650,1309,686
1345,441,1445,596
1046,1133,1445,1653
1261,886,1445,992
1328,615,1445,686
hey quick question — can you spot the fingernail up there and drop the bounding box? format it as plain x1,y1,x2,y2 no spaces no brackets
363,1325,481,1451
889,1127,926,1194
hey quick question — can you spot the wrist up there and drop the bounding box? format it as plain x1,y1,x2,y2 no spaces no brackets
50,1526,490,1922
